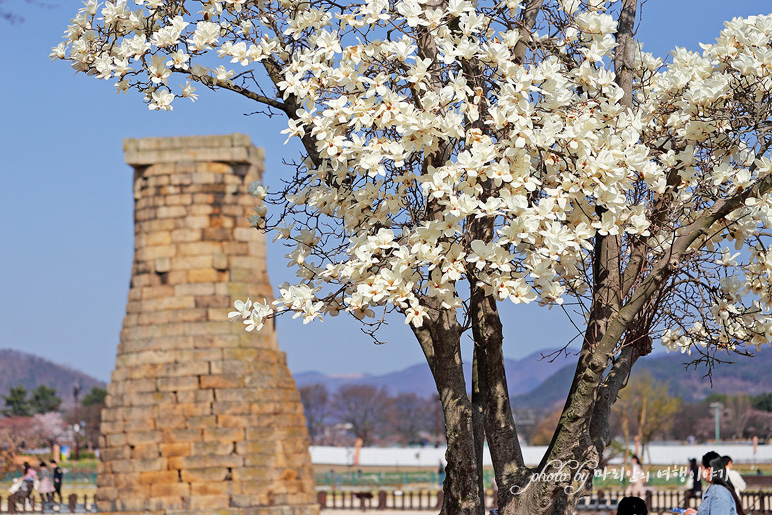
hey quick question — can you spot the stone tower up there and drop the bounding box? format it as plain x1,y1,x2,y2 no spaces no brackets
97,134,318,515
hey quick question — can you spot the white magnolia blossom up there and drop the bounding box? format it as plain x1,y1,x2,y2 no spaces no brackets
55,1,772,360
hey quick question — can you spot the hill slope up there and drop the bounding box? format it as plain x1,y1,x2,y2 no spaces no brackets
511,348,772,409
0,349,105,407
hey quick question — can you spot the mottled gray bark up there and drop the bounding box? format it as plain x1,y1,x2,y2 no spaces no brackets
412,308,482,515
469,289,526,515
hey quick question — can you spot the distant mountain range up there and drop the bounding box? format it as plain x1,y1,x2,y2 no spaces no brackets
511,348,772,408
4,344,770,413
294,349,584,398
0,349,105,407
295,347,772,407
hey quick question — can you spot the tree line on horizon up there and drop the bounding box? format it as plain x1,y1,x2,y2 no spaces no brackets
300,383,444,447
305,372,772,458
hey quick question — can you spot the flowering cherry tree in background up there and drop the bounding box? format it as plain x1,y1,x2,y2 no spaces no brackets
0,417,36,479
0,414,65,479
32,412,67,450
55,0,772,513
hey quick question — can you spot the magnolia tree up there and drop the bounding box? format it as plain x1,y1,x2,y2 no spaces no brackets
55,0,772,513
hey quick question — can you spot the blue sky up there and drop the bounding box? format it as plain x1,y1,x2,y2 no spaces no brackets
1,1,770,383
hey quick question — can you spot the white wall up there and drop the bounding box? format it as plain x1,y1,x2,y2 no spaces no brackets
310,444,772,467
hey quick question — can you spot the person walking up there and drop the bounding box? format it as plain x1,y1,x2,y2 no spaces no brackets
685,451,746,515
22,461,38,492
51,460,63,504
9,462,36,509
437,460,446,486
38,461,55,506
625,455,646,498
684,458,703,508
723,456,746,495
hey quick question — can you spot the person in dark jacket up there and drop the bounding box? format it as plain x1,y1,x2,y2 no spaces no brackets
51,460,63,504
684,458,703,508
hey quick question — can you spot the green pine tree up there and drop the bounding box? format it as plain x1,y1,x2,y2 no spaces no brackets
80,386,107,406
2,385,31,417
29,385,62,414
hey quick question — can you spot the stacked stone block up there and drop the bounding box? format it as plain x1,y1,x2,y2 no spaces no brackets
97,134,317,515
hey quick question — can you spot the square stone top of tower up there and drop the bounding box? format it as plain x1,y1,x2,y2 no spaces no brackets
123,133,264,167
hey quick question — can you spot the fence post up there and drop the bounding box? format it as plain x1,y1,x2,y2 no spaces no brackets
378,491,387,509
68,493,77,512
317,491,327,509
436,490,443,510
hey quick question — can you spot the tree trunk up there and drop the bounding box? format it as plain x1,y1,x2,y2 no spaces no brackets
637,396,647,462
412,309,483,515
509,360,602,514
623,419,630,465
437,372,482,515
505,296,620,514
472,348,486,510
469,288,526,515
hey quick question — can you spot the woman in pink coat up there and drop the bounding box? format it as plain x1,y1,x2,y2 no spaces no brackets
37,461,55,504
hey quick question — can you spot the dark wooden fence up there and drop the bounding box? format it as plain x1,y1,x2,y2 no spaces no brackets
317,489,772,513
318,489,462,510
4,489,772,513
0,494,94,513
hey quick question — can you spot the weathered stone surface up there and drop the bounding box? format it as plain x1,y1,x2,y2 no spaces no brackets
98,134,317,515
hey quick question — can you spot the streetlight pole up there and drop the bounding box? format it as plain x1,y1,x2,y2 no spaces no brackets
710,402,722,443
73,383,82,461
